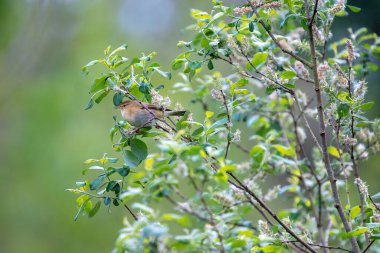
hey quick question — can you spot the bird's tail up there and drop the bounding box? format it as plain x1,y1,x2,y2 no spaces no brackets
167,110,187,116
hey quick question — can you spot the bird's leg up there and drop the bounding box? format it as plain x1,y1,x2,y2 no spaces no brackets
130,118,155,135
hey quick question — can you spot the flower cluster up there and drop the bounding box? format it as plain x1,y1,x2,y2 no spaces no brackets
330,0,346,14
233,6,252,16
150,89,171,108
346,39,355,64
294,61,309,79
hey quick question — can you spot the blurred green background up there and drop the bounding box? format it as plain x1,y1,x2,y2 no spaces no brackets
0,0,379,252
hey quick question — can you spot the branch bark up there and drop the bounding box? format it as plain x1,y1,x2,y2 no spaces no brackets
303,0,360,251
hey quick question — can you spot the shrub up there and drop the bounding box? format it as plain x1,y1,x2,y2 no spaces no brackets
69,1,380,252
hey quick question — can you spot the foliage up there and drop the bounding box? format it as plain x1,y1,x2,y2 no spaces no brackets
68,0,380,252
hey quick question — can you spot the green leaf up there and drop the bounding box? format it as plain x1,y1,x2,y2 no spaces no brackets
209,118,228,130
139,82,150,94
76,181,86,187
284,0,294,10
84,99,94,110
112,183,121,194
90,75,110,93
104,197,111,206
281,71,297,79
192,126,205,137
88,201,101,218
249,21,254,32
261,245,282,253
207,60,214,70
74,198,91,221
82,60,100,76
94,90,109,104
273,145,296,158
230,79,248,95
366,223,380,229
106,181,118,192
189,61,202,70
172,58,186,70
130,139,148,161
90,174,106,190
337,91,353,104
153,68,172,80
283,83,296,89
188,69,196,81
350,205,361,219
84,159,98,164
122,150,140,168
327,146,340,158
347,5,361,13
266,85,276,95
280,14,296,29
110,126,118,143
113,93,124,106
359,102,374,111
251,52,268,68
220,164,236,172
250,145,266,165
372,192,380,201
342,227,369,238
370,233,380,239
117,166,130,177
109,44,128,56
155,84,165,90
337,103,350,118
142,223,168,237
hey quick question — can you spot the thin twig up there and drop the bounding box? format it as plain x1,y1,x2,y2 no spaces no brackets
347,60,368,242
221,90,232,161
284,240,353,253
77,190,138,221
369,195,380,212
294,96,323,153
227,172,317,253
363,240,375,253
246,0,312,69
289,106,326,251
309,0,319,26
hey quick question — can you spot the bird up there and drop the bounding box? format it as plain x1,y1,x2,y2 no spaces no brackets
116,100,187,128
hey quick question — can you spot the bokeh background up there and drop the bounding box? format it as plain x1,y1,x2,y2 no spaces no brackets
0,0,379,252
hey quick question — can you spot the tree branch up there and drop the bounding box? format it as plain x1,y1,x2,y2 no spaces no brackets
246,0,313,69
303,0,360,251
227,172,318,253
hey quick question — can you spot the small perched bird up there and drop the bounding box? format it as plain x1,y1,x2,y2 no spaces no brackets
116,100,187,127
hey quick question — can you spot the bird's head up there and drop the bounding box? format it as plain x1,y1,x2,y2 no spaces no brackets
115,100,133,110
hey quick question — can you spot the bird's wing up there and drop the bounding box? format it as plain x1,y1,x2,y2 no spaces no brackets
143,103,172,112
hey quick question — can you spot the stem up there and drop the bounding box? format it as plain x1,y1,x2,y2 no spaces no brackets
246,1,312,69
121,201,138,221
304,0,360,251
294,96,323,153
348,61,368,242
284,241,353,253
227,172,318,253
199,180,226,253
221,90,232,161
236,43,295,95
309,0,319,26
78,191,138,221
336,119,353,227
290,107,327,252
363,240,375,253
